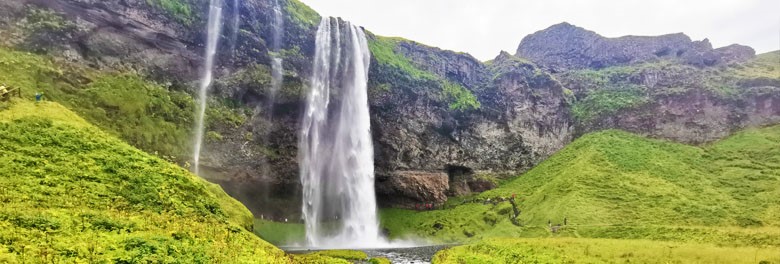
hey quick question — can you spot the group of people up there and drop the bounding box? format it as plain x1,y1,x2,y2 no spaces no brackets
0,83,44,102
0,83,8,96
414,203,436,211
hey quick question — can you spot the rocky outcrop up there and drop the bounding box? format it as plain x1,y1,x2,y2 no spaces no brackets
375,171,449,209
582,89,780,144
517,22,756,72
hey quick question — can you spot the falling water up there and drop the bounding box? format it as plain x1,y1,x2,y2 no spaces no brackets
193,0,223,175
299,17,384,248
268,0,284,106
258,0,285,180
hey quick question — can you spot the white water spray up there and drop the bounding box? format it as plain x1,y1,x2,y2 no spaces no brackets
193,0,223,175
299,17,384,248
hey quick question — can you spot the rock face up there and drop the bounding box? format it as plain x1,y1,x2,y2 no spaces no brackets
517,22,756,72
368,43,573,207
375,171,449,208
2,1,777,216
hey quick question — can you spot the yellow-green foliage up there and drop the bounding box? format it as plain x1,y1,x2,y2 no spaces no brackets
0,101,292,263
381,126,780,246
285,0,321,29
306,250,367,260
433,237,780,264
369,257,391,264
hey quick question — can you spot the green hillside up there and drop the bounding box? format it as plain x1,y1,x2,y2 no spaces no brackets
433,237,780,264
0,101,287,263
381,126,780,246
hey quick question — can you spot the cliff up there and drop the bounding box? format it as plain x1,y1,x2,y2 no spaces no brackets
1,0,777,216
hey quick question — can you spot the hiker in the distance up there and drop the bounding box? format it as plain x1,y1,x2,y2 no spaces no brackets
35,92,44,102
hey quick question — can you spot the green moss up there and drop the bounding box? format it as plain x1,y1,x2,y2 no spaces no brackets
146,0,195,24
206,131,223,141
442,81,480,111
368,35,437,82
285,0,321,29
0,101,289,262
368,35,481,111
571,85,649,121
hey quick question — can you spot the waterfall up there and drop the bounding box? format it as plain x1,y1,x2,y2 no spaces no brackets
299,17,384,248
258,0,285,180
270,0,284,97
193,0,223,175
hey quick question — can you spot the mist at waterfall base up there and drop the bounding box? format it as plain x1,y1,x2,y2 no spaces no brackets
296,17,423,249
192,0,223,175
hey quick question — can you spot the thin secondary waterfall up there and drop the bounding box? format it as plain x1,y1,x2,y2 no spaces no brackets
299,17,383,248
193,0,223,175
270,0,284,97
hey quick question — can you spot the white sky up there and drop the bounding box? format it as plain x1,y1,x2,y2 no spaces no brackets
298,0,780,61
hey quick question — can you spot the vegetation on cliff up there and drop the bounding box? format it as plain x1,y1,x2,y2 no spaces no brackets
146,0,196,24
285,0,321,29
0,47,247,162
564,51,780,122
367,35,480,111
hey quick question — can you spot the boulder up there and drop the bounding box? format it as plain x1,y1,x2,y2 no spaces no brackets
375,171,449,208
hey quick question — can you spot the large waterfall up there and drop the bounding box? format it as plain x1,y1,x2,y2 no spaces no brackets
299,17,384,248
193,0,223,175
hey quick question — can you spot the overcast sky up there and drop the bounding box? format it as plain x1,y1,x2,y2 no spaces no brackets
298,0,780,61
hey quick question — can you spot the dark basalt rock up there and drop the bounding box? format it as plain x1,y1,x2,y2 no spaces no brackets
517,22,755,71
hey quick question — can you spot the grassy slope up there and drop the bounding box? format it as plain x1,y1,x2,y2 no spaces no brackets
381,126,780,247
0,101,288,263
0,47,245,162
434,237,780,264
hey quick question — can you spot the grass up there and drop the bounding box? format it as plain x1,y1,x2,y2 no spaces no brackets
433,237,780,264
0,101,291,263
0,46,247,162
367,35,438,82
727,50,780,79
380,126,780,247
305,250,367,260
367,35,481,111
285,0,321,29
254,219,305,245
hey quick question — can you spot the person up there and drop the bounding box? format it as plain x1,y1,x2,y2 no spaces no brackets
35,92,44,102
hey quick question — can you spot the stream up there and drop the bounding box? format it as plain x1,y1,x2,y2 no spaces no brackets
285,244,454,264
